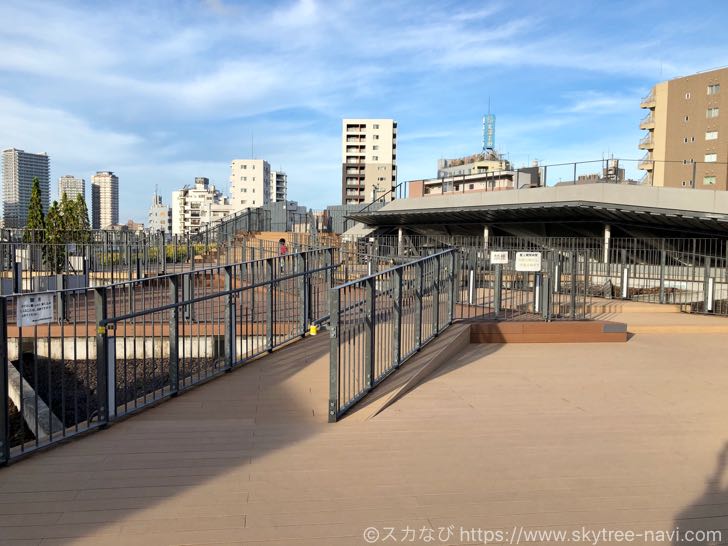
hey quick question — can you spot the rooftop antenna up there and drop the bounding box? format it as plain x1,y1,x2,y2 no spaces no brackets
482,98,495,153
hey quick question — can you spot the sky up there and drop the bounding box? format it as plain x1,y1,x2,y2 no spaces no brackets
2,0,728,223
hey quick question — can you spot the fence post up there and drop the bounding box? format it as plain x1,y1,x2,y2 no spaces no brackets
224,266,235,369
266,258,274,352
12,261,21,294
94,288,110,425
365,276,376,389
704,257,714,313
659,239,666,304
299,253,308,335
393,267,403,368
494,264,502,315
541,275,551,321
415,260,423,348
448,251,457,324
168,275,180,394
433,255,441,334
328,288,340,422
0,298,9,464
570,252,577,320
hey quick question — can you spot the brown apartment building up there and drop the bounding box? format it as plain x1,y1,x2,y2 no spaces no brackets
639,67,727,190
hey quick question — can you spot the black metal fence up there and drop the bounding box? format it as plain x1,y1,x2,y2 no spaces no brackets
372,236,728,317
0,247,337,463
328,249,457,421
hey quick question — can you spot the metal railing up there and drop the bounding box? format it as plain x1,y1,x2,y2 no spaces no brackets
328,249,457,421
370,236,728,317
0,247,337,463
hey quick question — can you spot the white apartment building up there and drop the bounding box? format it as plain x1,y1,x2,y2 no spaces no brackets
148,192,172,235
58,175,85,201
171,177,233,236
341,119,397,205
270,170,287,203
91,171,119,229
229,159,271,213
2,148,50,228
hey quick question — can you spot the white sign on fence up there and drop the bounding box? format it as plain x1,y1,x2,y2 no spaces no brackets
16,293,54,327
515,252,542,272
490,251,509,264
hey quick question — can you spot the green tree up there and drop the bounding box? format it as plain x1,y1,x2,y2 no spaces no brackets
44,201,66,273
73,193,91,243
59,192,74,241
23,177,45,243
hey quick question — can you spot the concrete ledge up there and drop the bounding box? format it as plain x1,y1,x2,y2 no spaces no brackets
470,320,628,343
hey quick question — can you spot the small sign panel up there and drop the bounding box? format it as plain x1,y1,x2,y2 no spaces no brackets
490,251,509,264
16,294,54,327
515,252,542,272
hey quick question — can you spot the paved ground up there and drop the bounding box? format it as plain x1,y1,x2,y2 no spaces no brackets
1,312,728,545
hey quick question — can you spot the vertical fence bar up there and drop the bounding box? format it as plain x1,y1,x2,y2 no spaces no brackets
0,298,8,464
415,260,423,348
328,288,340,423
266,258,274,352
433,255,440,335
393,267,403,368
94,288,109,426
169,275,180,394
224,266,234,370
448,251,456,324
365,276,375,389
299,253,308,335
659,239,666,304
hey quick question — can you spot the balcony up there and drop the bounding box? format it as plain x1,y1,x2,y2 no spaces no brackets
639,112,655,130
638,133,654,150
638,153,654,170
640,91,656,109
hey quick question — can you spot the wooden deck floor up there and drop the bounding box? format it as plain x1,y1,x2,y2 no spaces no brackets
1,315,728,545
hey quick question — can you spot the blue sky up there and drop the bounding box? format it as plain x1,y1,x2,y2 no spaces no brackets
2,0,728,222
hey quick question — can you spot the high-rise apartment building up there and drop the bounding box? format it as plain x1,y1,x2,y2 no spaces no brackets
270,170,287,203
341,119,397,205
58,175,85,201
171,177,233,236
639,67,727,190
2,148,50,228
229,159,271,212
91,171,119,229
148,192,172,235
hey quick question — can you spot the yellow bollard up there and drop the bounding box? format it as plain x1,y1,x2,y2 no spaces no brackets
309,324,318,336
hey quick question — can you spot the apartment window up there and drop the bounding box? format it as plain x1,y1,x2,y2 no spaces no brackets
708,84,720,95
704,176,717,185
373,124,379,129
706,131,719,140
684,115,689,121
684,137,688,143
691,137,695,142
705,153,717,162
373,135,379,140
372,145,379,150
241,176,247,181
685,92,691,99
372,156,379,161
241,165,247,169
707,107,719,118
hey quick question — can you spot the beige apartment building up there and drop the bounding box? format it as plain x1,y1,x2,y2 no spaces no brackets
91,171,119,229
639,67,727,190
341,118,397,205
229,159,271,212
